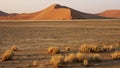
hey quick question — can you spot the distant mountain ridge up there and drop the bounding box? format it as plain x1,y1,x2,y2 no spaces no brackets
0,4,117,20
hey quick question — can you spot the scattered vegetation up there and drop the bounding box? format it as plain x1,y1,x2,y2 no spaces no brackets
83,59,89,66
79,43,116,53
79,43,102,53
76,53,86,62
33,61,37,66
103,44,114,51
1,45,18,62
50,54,64,67
89,54,101,62
64,53,77,63
48,47,60,55
111,52,120,60
1,49,14,62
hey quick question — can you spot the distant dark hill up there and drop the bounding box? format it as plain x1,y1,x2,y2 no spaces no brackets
0,4,109,20
0,10,9,16
97,10,120,19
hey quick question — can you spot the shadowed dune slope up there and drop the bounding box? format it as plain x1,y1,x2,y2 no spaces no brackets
98,10,120,19
0,4,109,20
0,11,9,16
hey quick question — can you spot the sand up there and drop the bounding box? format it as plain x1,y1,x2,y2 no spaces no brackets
0,4,107,20
98,10,120,19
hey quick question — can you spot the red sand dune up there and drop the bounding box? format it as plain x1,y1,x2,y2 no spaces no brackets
98,10,120,19
0,4,109,20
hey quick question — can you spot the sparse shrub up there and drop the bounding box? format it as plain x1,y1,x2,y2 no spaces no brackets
77,53,101,62
76,53,86,62
48,47,60,55
83,59,89,66
79,43,115,53
111,52,120,60
79,44,90,53
64,53,77,63
33,61,37,66
65,47,70,52
1,49,14,62
24,64,30,67
79,43,101,53
10,45,18,51
103,45,114,51
50,54,64,67
90,54,101,62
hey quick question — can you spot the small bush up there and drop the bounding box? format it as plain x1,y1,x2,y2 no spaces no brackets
83,59,89,66
103,45,114,51
89,54,101,62
48,47,60,55
64,53,77,63
76,53,86,62
50,54,64,67
111,52,120,60
79,43,114,53
79,43,101,53
1,49,14,62
33,61,37,66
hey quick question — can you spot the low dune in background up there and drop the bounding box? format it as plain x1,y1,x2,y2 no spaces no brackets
0,4,109,20
0,11,9,16
98,10,120,19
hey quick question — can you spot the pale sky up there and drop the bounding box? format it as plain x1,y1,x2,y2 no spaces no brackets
0,0,120,14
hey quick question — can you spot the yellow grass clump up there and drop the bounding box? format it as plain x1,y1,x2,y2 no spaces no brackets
48,47,60,55
64,53,77,63
79,43,107,53
50,54,64,67
103,45,114,51
33,61,37,66
83,59,89,66
111,52,120,60
76,53,86,62
79,43,99,53
90,54,101,62
10,45,18,51
1,49,14,62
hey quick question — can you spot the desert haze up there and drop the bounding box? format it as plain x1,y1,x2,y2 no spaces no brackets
1,4,119,20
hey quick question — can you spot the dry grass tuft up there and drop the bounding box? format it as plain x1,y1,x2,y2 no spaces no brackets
83,59,89,66
111,52,120,60
33,61,37,66
48,47,60,55
79,43,102,53
64,53,77,63
103,45,114,51
10,45,18,51
65,47,70,52
76,53,86,62
1,49,14,62
50,54,64,67
90,54,101,62
79,43,115,53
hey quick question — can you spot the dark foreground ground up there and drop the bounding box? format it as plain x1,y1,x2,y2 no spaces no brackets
0,19,120,68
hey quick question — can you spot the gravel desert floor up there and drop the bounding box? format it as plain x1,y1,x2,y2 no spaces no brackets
0,19,120,68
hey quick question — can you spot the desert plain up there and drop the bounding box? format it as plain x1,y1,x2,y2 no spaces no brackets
0,19,120,68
